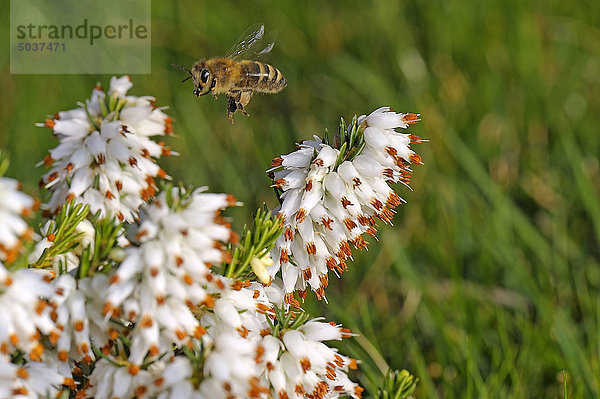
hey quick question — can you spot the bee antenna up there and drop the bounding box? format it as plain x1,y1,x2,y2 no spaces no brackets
171,63,191,73
171,63,193,82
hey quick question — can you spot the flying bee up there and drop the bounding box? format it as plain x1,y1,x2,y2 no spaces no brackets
173,24,287,123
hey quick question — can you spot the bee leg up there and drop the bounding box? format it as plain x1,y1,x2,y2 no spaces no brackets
227,90,253,122
226,90,243,123
238,90,253,117
227,95,238,123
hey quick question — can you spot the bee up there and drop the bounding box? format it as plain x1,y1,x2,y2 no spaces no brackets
173,24,287,123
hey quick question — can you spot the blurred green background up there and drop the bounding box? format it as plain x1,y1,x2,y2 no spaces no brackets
2,0,600,397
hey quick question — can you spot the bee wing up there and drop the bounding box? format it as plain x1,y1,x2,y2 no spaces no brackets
225,23,277,61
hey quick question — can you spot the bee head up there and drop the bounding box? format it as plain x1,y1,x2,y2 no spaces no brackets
190,61,215,97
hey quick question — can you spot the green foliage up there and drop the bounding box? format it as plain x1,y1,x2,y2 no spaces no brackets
225,206,283,280
80,214,123,277
0,151,9,177
332,115,366,169
267,305,313,338
28,202,122,277
162,183,195,211
376,369,418,399
31,203,89,271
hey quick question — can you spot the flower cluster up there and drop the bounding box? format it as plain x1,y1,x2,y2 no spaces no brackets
0,176,75,397
82,285,361,399
0,177,50,356
0,267,57,360
269,107,423,300
261,317,362,399
80,188,361,399
38,76,174,223
1,74,424,398
0,360,71,398
87,187,238,377
0,176,37,264
196,283,362,399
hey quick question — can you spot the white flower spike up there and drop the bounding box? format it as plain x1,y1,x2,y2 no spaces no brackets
38,76,175,223
269,107,423,302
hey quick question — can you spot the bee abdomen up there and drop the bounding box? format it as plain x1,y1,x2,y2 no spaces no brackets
241,61,287,93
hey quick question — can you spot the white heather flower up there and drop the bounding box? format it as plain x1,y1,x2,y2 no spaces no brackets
100,187,237,369
38,76,175,223
76,273,124,351
151,357,196,398
87,281,274,399
0,266,57,361
300,317,353,341
0,177,36,264
195,281,284,399
75,218,96,248
202,332,268,398
86,358,154,399
153,332,267,398
257,319,361,399
50,274,94,368
199,278,361,399
251,253,274,284
269,107,423,301
0,358,72,398
109,75,133,97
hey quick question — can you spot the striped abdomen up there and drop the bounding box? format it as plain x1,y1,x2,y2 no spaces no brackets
239,61,287,93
